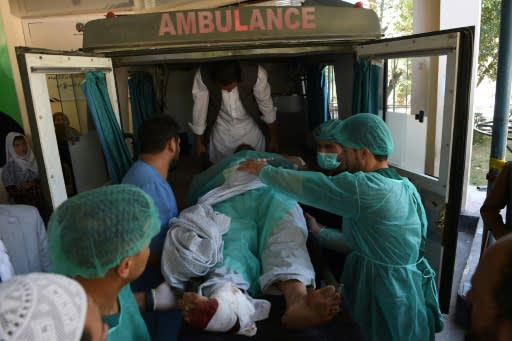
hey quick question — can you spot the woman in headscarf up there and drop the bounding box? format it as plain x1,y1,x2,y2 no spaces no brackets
2,132,47,220
2,132,39,189
53,112,81,144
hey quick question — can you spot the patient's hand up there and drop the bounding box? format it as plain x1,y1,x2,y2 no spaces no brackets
305,213,324,237
237,159,267,175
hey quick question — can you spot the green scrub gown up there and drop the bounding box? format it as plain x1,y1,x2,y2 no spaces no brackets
259,166,443,341
103,285,151,341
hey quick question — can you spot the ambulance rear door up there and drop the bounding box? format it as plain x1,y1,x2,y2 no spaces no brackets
355,27,474,311
16,48,118,209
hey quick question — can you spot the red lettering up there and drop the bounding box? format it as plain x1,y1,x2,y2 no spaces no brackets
234,8,248,32
198,11,214,33
266,8,283,30
176,12,196,34
302,7,316,29
249,8,266,31
215,10,232,33
284,7,300,30
159,13,176,36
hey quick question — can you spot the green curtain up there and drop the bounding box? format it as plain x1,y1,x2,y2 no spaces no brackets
307,65,330,129
352,59,381,114
128,72,156,154
81,72,133,183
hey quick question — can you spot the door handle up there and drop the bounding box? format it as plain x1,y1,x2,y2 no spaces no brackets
415,110,425,123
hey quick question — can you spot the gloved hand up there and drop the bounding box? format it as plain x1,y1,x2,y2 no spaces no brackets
153,282,176,311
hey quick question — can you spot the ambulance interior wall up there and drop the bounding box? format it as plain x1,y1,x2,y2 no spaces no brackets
117,54,355,150
114,54,355,208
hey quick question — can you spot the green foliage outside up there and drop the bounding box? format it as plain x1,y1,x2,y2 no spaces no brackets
478,0,501,86
368,0,413,37
471,111,512,185
470,131,512,185
368,0,413,111
471,0,507,184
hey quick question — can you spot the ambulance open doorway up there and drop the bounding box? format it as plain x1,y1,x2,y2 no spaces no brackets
16,5,473,312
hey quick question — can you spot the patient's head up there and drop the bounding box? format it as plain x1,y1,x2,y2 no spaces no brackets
234,143,255,153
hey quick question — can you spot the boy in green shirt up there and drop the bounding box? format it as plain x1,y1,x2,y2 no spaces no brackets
48,184,168,341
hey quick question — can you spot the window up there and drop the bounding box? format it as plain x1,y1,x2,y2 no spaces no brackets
324,65,338,119
386,57,412,115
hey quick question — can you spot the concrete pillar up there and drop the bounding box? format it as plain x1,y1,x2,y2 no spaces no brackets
413,0,440,177
440,0,482,211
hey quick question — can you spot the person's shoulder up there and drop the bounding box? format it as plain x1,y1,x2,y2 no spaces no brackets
351,170,402,188
0,204,39,220
123,161,156,182
0,205,38,216
2,160,17,171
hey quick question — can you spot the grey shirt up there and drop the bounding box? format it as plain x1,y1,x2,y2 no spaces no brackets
0,205,49,274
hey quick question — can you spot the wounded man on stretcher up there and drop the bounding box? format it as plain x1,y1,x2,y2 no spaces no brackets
161,150,341,337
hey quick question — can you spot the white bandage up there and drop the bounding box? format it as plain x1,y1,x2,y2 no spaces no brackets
205,283,265,336
153,282,176,310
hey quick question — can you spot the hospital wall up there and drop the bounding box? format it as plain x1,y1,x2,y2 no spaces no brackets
0,2,25,203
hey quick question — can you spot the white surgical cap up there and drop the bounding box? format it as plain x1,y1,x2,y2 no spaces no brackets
0,273,87,341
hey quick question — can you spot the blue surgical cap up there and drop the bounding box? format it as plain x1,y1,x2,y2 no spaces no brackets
313,119,344,145
336,113,394,156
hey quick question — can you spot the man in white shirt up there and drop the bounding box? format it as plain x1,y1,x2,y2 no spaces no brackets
189,61,279,163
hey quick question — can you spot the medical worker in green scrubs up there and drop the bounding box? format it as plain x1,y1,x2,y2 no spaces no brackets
238,113,444,341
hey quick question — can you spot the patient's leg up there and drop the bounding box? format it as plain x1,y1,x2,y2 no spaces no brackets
279,280,340,329
259,205,341,328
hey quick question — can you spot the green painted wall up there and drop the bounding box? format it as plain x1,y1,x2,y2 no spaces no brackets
0,13,21,125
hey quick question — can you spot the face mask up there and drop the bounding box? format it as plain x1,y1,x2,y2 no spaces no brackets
317,152,341,170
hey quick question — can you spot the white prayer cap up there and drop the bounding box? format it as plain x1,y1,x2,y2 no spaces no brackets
0,272,87,341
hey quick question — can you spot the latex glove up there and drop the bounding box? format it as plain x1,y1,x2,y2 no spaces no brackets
153,282,176,311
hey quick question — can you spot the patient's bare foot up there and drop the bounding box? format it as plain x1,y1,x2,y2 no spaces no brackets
180,292,219,329
281,285,341,329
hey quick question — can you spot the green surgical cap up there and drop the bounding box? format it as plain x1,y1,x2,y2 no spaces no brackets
313,119,344,144
48,184,159,279
336,113,394,156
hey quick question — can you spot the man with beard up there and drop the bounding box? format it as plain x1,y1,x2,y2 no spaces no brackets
122,115,182,341
467,234,512,340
